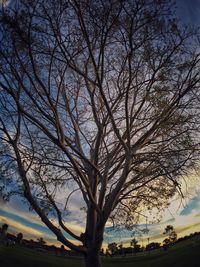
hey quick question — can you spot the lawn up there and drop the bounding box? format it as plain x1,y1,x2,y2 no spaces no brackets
0,236,200,267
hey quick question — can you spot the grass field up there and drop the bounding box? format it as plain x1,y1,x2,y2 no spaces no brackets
0,236,200,267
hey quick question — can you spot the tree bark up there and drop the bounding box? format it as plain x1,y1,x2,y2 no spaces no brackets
84,250,102,267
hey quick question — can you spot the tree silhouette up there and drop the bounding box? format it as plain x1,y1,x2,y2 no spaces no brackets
37,237,46,247
107,242,118,255
130,238,138,249
0,1,200,266
163,225,177,245
163,238,170,249
1,224,8,234
146,242,160,251
16,232,23,244
0,223,8,245
130,238,141,253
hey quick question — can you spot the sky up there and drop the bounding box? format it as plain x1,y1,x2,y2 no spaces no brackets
1,179,200,248
1,0,200,250
176,0,200,25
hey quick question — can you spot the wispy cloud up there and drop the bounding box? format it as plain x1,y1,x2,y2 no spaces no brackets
180,191,200,216
0,201,85,247
0,215,46,239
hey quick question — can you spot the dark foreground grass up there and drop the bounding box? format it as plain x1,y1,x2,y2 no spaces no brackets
0,236,200,267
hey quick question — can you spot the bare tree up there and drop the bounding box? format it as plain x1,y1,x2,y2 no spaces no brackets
0,0,200,266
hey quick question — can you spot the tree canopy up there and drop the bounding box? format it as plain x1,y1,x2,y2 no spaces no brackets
163,225,177,244
0,0,200,266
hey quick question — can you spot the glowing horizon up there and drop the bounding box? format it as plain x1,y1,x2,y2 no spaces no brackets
1,188,200,249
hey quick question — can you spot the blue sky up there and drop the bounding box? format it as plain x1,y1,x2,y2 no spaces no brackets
176,0,200,25
180,191,200,216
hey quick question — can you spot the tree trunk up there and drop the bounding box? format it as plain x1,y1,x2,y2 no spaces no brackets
84,250,102,267
83,208,104,267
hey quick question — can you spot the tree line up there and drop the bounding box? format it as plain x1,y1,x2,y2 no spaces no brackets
106,225,200,256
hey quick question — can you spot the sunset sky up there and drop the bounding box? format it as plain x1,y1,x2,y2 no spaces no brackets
1,175,200,248
1,0,200,249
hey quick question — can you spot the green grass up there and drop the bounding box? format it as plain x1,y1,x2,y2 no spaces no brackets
0,244,84,267
0,236,200,267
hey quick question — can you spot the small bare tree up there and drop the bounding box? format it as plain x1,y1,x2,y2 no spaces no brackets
0,1,200,266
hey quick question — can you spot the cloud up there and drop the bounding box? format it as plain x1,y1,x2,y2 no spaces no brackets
0,203,86,245
1,174,200,248
0,215,46,239
0,212,83,247
180,191,200,216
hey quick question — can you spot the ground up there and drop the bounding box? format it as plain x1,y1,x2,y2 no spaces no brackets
0,236,200,267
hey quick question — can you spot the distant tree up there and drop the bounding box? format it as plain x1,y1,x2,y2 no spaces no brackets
163,225,177,245
163,238,170,245
0,223,8,245
130,238,138,252
16,232,23,244
107,242,118,255
37,237,46,247
1,224,8,235
117,242,124,255
0,1,200,266
146,242,160,251
105,248,109,256
60,244,65,254
100,248,104,256
163,238,171,250
130,238,141,253
130,238,138,248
